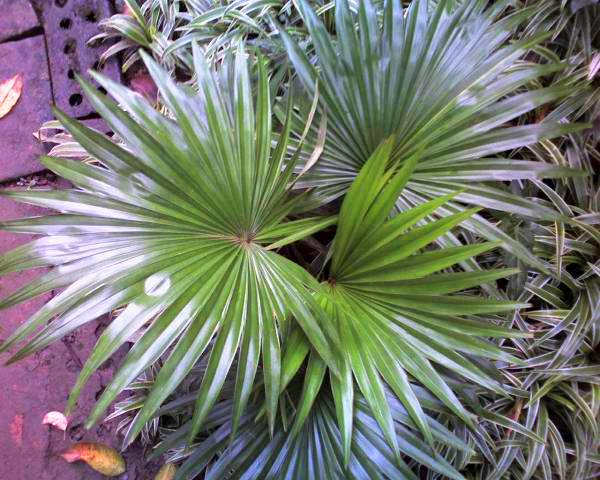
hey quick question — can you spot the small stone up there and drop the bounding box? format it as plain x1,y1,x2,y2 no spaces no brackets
42,411,69,431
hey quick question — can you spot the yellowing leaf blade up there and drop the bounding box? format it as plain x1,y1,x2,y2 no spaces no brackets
61,442,126,477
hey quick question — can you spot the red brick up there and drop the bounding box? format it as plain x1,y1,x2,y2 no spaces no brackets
0,193,150,479
0,0,39,43
0,36,52,181
34,0,121,118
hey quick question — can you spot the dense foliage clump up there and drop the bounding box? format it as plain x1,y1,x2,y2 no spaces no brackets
2,0,599,478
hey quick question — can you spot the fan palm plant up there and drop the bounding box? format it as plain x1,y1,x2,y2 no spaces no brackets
279,0,591,272
278,138,530,464
0,45,340,441
129,367,476,480
4,0,598,477
96,139,534,480
0,38,535,476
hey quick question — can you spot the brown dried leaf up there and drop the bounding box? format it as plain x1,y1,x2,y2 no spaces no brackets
61,442,126,477
0,73,23,118
154,463,177,480
42,411,68,431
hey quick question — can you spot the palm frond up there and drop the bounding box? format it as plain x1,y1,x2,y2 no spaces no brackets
283,137,531,461
124,361,472,480
279,0,590,270
0,45,337,444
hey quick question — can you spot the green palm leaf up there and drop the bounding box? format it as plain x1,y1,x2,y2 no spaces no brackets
0,45,337,443
295,137,532,461
279,0,589,269
143,368,471,480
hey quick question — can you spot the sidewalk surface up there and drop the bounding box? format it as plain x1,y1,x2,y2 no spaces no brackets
0,1,150,478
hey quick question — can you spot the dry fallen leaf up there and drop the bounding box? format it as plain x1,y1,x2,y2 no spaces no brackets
61,442,126,477
154,463,177,480
42,411,68,431
0,73,23,119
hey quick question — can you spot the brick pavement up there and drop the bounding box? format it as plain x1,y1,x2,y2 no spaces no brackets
0,2,151,478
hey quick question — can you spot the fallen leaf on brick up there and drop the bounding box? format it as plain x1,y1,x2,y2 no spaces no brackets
42,411,68,431
0,73,23,118
61,442,126,477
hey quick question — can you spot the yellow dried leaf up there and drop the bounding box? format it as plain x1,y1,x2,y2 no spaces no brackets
61,442,126,477
154,463,177,480
42,411,68,431
0,73,23,119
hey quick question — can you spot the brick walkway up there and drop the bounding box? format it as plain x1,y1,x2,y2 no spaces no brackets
0,1,150,478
